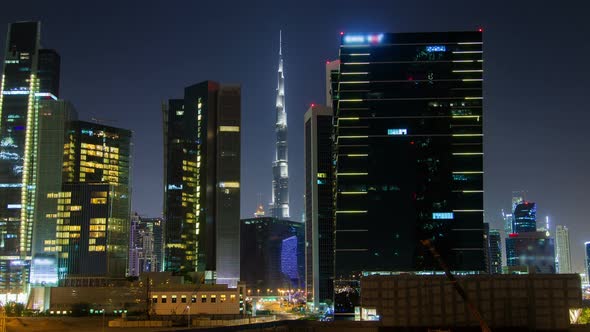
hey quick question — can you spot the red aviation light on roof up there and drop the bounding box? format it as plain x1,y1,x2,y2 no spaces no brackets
311,103,315,108
340,31,344,36
478,27,483,32
509,233,519,238
326,60,330,64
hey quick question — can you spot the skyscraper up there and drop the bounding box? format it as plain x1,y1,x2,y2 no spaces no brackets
30,100,77,286
488,229,502,274
163,81,240,287
502,209,513,235
505,232,555,273
513,202,536,233
512,190,526,212
586,242,590,279
332,31,484,314
47,121,132,280
128,214,164,276
0,21,61,298
240,217,304,292
555,225,572,273
271,31,289,219
304,104,334,308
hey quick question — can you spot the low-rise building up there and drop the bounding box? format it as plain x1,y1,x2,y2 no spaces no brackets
361,274,581,330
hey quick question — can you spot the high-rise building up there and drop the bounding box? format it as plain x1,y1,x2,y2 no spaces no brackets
240,217,304,292
45,121,132,280
512,202,536,233
505,232,555,274
332,31,484,313
502,209,513,235
128,214,164,276
555,225,572,273
30,100,77,286
586,242,590,279
271,32,289,219
512,190,526,212
488,229,502,274
0,21,61,298
304,104,334,308
163,81,240,287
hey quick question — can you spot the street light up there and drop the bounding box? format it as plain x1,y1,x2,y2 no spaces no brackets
187,305,190,328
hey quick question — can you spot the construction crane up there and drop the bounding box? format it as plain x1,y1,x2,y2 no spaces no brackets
420,239,491,332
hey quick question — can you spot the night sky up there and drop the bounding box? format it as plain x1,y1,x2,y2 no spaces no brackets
1,1,589,271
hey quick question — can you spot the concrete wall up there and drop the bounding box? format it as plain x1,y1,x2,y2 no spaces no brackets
361,274,581,330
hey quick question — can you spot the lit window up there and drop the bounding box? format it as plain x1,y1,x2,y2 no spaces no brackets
181,295,187,303
192,295,197,303
172,295,177,303
91,198,107,204
152,296,157,303
219,126,240,132
201,295,207,303
230,294,236,302
211,295,216,303
161,296,167,304
220,294,226,303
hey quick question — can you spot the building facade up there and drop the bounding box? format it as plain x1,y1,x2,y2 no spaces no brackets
271,32,290,219
506,231,555,274
332,31,484,313
585,242,590,279
0,21,62,298
555,225,572,273
240,217,304,292
488,228,502,274
304,105,334,308
163,81,240,287
512,202,536,234
129,214,164,276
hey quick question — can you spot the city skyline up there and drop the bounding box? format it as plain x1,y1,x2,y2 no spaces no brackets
1,1,589,269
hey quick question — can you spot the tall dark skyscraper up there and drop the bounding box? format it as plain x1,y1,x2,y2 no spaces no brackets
304,104,334,308
488,228,502,274
163,81,240,287
586,242,590,279
555,225,572,273
332,31,484,314
271,32,289,219
0,21,62,298
512,202,536,233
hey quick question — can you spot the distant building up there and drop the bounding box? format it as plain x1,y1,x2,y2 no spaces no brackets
506,231,555,273
254,205,265,218
512,190,526,212
304,104,334,308
502,209,513,235
512,202,536,233
240,217,304,292
332,31,485,314
488,228,502,274
555,225,572,273
585,242,590,278
129,214,164,276
163,81,241,287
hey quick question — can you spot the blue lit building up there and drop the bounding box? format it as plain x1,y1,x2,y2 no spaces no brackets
240,217,304,292
585,242,590,279
512,202,536,233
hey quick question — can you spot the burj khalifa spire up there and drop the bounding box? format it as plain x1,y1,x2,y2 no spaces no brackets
271,30,290,219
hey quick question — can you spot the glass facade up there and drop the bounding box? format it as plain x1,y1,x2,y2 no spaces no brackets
586,242,590,279
304,105,334,308
505,232,555,274
240,217,304,292
488,228,502,274
512,202,536,233
333,31,484,314
163,81,240,287
49,121,131,279
555,225,571,273
0,21,61,295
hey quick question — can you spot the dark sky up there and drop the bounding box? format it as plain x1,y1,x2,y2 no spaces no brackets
1,1,589,271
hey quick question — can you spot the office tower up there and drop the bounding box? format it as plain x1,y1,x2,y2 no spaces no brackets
502,209,513,234
512,190,526,212
555,225,572,273
505,232,555,273
586,242,590,279
304,104,334,308
333,30,484,299
30,100,77,286
271,32,290,219
240,217,304,292
128,214,163,276
512,202,536,233
0,21,61,298
163,81,241,287
141,217,164,272
488,229,502,274
325,60,340,106
484,223,490,273
46,121,131,280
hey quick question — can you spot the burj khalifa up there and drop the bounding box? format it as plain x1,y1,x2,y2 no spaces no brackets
271,31,290,219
